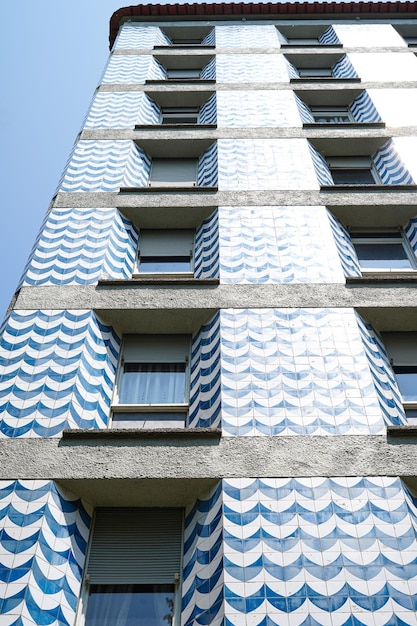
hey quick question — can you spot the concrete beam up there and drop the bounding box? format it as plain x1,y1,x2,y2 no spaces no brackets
1,433,417,506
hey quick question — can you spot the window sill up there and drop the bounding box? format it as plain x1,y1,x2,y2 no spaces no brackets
303,122,385,129
153,45,215,50
386,425,417,437
119,186,218,193
98,277,219,286
321,184,417,192
134,124,217,130
346,273,417,283
291,77,361,83
61,428,222,440
146,79,216,85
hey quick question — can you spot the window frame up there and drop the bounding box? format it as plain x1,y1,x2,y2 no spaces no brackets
111,335,191,430
133,228,195,278
148,158,198,188
350,230,417,273
327,156,381,186
160,106,200,125
382,333,417,423
310,105,355,123
77,508,184,626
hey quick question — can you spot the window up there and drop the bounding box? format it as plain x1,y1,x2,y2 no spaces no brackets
135,229,194,275
166,68,201,80
82,508,183,626
351,231,417,272
161,107,200,124
298,67,333,78
160,26,213,47
327,157,380,185
149,158,197,187
111,335,190,429
382,333,417,422
311,105,354,123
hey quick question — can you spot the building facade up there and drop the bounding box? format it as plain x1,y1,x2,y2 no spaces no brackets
1,1,417,624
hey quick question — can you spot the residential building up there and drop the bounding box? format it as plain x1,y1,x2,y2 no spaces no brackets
1,1,417,624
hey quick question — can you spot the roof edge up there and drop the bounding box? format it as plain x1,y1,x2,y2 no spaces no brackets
109,1,417,47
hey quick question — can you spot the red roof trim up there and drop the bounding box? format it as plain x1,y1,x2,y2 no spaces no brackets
110,1,417,47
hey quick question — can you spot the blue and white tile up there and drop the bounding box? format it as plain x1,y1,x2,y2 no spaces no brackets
101,54,165,83
333,24,406,47
58,141,151,192
113,24,170,49
216,55,289,83
214,25,280,49
0,480,91,626
84,92,160,129
0,310,120,438
218,140,319,191
218,206,345,284
348,52,417,82
217,92,301,128
20,208,138,286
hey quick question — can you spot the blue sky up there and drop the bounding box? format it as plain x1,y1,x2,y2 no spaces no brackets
0,1,153,318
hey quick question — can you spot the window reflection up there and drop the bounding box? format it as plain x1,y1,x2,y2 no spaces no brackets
85,584,175,626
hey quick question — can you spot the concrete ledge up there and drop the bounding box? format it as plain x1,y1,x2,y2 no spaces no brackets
1,434,417,506
53,190,417,209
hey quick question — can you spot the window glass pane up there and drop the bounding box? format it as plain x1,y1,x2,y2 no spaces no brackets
312,112,351,123
120,363,186,405
112,413,187,429
299,68,332,77
331,169,376,184
85,584,175,626
394,367,417,402
139,257,191,273
166,69,200,79
354,243,412,269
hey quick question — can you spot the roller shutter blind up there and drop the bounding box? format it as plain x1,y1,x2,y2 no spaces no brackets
381,332,417,365
150,159,197,186
87,508,184,585
139,230,194,257
122,335,190,363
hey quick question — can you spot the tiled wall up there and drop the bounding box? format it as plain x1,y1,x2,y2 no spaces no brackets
0,480,91,625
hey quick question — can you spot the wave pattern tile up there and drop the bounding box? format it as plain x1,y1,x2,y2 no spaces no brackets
59,141,151,192
350,91,382,123
182,483,224,626
194,210,219,280
214,25,280,48
308,143,334,186
218,206,345,284
373,140,415,185
113,24,170,49
348,51,417,82
0,480,92,626
216,55,289,83
217,91,302,128
404,216,417,258
189,313,221,429
84,92,160,129
0,310,120,438
333,55,358,78
356,314,406,427
198,143,218,187
199,94,217,125
200,58,216,80
21,208,138,286
222,477,417,625
327,212,361,278
294,93,315,124
219,308,386,436
319,26,340,44
217,140,319,191
101,55,165,83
